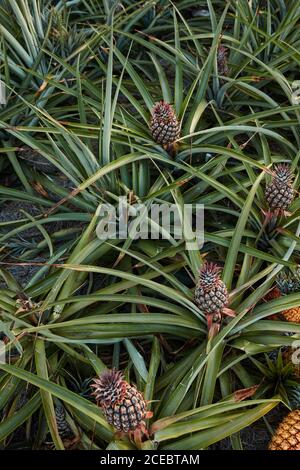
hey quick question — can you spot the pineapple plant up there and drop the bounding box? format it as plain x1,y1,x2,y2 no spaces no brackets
195,262,234,336
150,101,180,147
268,410,300,450
91,369,152,442
265,164,294,215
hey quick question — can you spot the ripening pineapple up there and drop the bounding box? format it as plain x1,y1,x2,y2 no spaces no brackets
276,270,300,323
281,307,300,323
150,101,180,146
265,164,294,213
195,262,234,336
91,369,152,440
263,287,281,320
268,410,300,450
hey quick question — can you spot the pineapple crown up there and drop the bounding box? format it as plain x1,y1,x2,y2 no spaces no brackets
198,262,222,291
91,369,127,407
272,164,294,185
276,269,300,295
151,101,176,122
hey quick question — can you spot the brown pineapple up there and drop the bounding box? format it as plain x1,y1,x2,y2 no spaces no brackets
150,101,180,146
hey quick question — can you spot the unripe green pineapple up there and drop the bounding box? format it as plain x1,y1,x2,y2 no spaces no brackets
265,164,294,212
91,369,152,438
150,101,180,145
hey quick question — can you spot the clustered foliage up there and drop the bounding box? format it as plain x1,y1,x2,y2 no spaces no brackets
0,0,300,451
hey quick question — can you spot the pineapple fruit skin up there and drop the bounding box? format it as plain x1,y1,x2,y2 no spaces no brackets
195,281,229,314
265,271,300,323
265,183,294,210
269,410,300,450
103,385,147,433
194,262,229,314
281,307,300,323
265,164,294,211
150,101,180,145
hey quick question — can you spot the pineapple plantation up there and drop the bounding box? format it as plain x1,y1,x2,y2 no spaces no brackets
0,0,300,453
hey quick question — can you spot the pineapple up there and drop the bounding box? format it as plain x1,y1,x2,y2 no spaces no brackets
55,404,73,439
91,369,152,441
150,101,180,146
43,403,75,449
276,270,300,323
269,410,300,450
217,45,229,76
264,271,300,323
281,307,300,323
265,164,294,214
263,287,281,320
195,262,234,336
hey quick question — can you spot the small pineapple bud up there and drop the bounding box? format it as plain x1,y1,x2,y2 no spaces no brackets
91,369,152,437
265,164,294,211
195,262,229,314
281,307,300,323
150,101,180,145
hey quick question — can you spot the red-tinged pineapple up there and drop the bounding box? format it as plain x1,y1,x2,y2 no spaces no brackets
195,262,234,337
150,101,180,148
91,369,152,443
